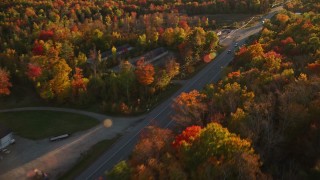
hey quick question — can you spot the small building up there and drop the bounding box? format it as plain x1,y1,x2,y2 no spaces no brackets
0,124,14,150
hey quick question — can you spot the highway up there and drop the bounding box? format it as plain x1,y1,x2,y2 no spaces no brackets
76,6,283,180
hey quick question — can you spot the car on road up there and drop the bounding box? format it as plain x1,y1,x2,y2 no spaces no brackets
234,43,238,47
227,50,232,54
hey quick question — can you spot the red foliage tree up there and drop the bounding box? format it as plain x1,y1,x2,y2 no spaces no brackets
178,20,190,31
273,45,282,53
172,125,202,149
237,46,248,56
0,68,12,95
227,70,241,79
27,63,42,80
157,27,164,36
264,50,282,59
32,41,44,55
39,30,54,41
71,68,87,96
281,37,295,45
302,20,313,29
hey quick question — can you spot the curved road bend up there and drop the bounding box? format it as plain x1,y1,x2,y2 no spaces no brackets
0,107,109,121
0,107,144,180
77,6,283,180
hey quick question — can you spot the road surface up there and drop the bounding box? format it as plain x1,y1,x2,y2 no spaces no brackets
0,107,143,180
77,6,283,180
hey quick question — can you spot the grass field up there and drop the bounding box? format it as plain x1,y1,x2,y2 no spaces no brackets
58,136,120,180
0,111,99,140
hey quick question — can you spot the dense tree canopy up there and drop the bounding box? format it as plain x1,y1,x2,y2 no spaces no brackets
108,123,266,179
0,0,223,113
109,1,320,179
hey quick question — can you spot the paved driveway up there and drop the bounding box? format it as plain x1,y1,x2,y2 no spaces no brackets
0,107,143,179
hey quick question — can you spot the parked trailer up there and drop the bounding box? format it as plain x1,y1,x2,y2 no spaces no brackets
49,134,70,142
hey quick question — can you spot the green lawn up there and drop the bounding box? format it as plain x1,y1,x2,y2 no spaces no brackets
58,136,120,180
0,111,99,140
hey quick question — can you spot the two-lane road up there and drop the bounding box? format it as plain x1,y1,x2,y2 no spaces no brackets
77,6,283,180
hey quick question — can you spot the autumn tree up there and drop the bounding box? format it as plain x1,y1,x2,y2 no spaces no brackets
162,28,175,47
172,90,208,127
205,31,219,52
106,161,131,180
71,67,88,98
263,51,282,72
235,42,264,69
206,82,255,115
49,59,72,102
135,59,155,86
179,123,266,180
276,13,290,24
165,58,180,78
75,52,87,66
27,63,42,81
307,60,320,74
128,126,179,179
172,125,201,149
154,70,171,91
32,40,45,55
39,30,54,41
187,27,206,62
131,126,174,165
60,41,75,70
0,68,12,95
137,34,147,49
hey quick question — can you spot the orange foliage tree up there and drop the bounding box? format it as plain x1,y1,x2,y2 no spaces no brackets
172,90,208,126
0,68,12,95
135,59,155,86
172,125,201,149
276,13,289,24
71,67,87,97
307,60,320,74
131,126,174,165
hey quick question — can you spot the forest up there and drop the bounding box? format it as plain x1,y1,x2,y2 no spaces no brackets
0,0,276,114
107,0,320,179
0,0,318,179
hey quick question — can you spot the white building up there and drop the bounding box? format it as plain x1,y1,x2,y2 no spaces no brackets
0,125,14,150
